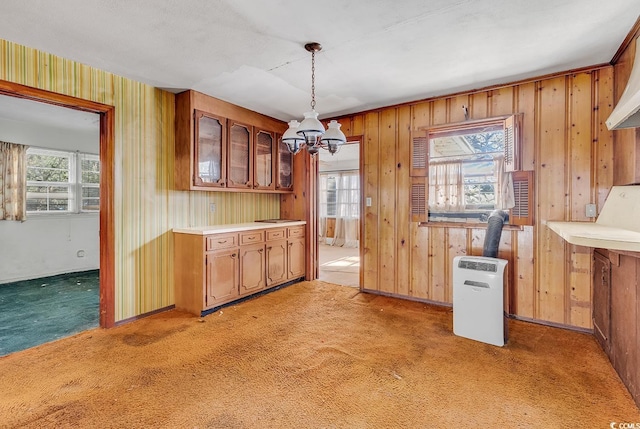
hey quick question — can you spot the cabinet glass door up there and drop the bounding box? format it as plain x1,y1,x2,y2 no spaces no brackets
194,111,226,187
228,121,252,188
276,138,293,190
254,130,275,190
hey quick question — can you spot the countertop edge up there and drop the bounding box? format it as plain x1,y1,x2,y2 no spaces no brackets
546,221,640,252
173,221,307,235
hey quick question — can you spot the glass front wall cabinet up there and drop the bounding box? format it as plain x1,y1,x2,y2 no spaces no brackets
194,110,226,187
254,130,275,190
227,120,253,189
276,138,293,191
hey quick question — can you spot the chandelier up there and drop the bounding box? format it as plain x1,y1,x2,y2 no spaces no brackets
282,42,346,156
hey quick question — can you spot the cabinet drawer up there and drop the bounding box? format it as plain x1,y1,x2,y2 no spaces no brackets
206,233,238,251
266,228,286,241
288,226,305,238
240,230,264,245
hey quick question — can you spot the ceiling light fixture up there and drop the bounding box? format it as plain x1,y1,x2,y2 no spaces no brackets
282,42,346,156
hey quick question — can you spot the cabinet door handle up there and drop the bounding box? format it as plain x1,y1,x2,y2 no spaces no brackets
267,246,272,250
218,240,227,244
231,253,237,258
258,249,263,253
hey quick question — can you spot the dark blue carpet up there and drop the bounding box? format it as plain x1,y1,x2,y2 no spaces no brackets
0,270,99,356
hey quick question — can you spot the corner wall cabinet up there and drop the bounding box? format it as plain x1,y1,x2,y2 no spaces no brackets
175,90,291,193
174,222,306,316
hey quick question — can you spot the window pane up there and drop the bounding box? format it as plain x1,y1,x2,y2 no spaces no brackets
26,185,71,211
82,198,100,211
82,186,100,198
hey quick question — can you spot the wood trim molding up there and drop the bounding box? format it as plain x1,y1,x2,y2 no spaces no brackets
611,16,640,65
0,79,116,328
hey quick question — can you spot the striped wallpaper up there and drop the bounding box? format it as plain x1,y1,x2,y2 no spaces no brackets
0,39,280,321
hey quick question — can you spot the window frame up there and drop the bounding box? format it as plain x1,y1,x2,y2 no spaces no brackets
26,147,100,215
411,115,523,226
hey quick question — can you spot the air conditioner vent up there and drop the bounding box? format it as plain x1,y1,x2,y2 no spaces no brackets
458,259,498,272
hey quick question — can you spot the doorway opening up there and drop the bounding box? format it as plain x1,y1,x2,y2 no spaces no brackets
317,141,361,288
0,93,103,355
0,80,115,335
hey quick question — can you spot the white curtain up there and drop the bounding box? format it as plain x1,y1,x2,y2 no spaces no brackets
319,171,360,248
494,156,515,210
428,161,464,212
0,141,28,221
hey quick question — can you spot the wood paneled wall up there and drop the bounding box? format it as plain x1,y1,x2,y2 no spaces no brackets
334,67,615,329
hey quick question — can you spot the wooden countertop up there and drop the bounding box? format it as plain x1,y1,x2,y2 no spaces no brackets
173,220,306,235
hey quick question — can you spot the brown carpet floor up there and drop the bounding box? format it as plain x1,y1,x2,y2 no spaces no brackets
0,281,638,428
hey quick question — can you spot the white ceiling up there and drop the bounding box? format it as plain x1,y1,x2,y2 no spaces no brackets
0,0,639,125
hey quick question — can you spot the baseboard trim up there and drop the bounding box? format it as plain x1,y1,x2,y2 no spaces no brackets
114,304,176,327
360,288,594,334
200,278,304,317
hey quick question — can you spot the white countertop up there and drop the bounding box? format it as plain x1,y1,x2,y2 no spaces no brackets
173,220,306,235
547,185,640,252
546,221,640,252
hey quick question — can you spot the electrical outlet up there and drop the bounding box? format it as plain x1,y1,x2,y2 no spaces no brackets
585,203,596,218
366,197,372,207
209,203,216,213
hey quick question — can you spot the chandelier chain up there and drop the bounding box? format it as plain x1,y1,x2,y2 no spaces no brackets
310,50,316,110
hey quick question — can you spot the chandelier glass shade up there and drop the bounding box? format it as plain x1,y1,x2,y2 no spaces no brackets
283,43,346,156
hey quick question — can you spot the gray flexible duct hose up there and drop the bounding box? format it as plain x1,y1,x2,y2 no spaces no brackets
483,210,508,258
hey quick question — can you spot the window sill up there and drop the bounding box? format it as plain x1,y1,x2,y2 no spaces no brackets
418,221,524,231
26,212,99,220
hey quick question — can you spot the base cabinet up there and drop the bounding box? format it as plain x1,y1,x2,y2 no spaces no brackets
239,242,266,296
288,237,305,279
175,224,305,316
207,248,239,306
593,249,611,353
266,240,287,287
593,248,640,408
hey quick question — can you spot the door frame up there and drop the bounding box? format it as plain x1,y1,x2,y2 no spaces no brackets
313,136,364,287
0,80,116,328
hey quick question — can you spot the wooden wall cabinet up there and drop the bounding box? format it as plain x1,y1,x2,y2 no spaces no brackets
174,224,305,316
276,139,293,191
175,90,290,193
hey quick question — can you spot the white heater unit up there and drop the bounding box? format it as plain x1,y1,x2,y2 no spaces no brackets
453,256,508,347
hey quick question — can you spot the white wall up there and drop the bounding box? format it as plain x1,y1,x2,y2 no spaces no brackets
0,115,100,284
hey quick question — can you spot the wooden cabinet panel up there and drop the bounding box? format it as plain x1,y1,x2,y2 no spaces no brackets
240,231,264,245
610,252,638,406
288,237,305,279
254,129,275,190
194,110,226,187
227,120,253,189
266,240,287,286
206,248,239,307
266,228,286,241
288,226,305,239
276,139,293,191
593,250,611,352
239,243,266,296
206,233,238,251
